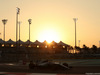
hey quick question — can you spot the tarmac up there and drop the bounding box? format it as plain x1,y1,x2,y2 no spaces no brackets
0,64,100,74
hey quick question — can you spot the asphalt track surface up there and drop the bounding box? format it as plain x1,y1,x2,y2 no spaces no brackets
0,64,100,74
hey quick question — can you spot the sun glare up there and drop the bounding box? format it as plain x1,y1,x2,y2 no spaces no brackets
39,29,60,43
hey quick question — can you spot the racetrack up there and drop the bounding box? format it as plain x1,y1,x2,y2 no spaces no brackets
0,64,100,74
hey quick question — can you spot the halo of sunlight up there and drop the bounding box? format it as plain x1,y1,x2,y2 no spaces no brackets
38,29,60,43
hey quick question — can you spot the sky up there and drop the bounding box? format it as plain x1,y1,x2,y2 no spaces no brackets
0,0,100,48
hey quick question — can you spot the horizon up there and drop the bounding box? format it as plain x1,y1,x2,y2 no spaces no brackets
0,0,100,48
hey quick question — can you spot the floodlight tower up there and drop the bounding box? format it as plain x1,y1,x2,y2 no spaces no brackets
16,7,20,47
28,19,32,45
73,18,78,48
2,19,7,45
18,21,21,46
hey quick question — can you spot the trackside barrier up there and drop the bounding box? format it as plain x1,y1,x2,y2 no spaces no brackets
0,72,56,75
1,72,100,75
85,73,100,75
0,72,87,75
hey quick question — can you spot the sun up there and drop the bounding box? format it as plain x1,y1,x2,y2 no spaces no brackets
38,29,60,43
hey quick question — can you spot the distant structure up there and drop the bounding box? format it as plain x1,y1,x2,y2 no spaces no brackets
0,39,74,62
0,39,72,51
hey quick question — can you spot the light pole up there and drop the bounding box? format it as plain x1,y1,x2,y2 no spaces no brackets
73,18,78,53
73,18,78,48
99,41,100,48
18,21,21,47
78,40,80,47
2,19,7,46
16,7,20,47
28,19,32,45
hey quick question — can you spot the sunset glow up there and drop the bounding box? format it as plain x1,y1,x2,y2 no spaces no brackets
0,0,100,47
38,29,60,43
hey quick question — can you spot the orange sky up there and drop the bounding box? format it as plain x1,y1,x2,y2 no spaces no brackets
0,0,100,48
